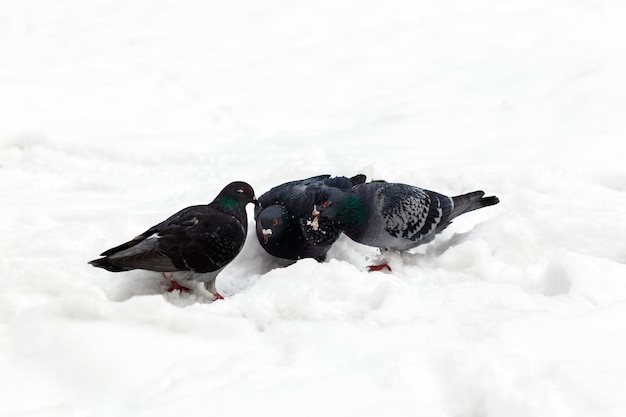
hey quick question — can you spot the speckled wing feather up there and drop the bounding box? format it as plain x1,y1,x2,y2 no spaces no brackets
380,184,452,243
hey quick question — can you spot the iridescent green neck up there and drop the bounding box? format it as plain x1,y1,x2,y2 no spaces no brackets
337,194,366,226
217,197,247,224
219,196,240,210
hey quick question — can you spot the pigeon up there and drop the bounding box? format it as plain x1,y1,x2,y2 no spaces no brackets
89,181,257,297
255,174,366,261
304,180,499,269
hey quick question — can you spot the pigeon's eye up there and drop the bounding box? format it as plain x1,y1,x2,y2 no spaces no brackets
273,219,279,226
238,188,250,195
323,201,332,208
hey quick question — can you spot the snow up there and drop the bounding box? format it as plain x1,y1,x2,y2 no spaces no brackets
2,0,626,416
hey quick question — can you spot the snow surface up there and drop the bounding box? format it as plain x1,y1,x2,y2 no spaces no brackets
2,0,626,416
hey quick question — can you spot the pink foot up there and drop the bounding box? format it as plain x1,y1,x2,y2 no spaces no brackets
213,293,224,300
163,273,192,292
167,280,192,293
367,263,392,272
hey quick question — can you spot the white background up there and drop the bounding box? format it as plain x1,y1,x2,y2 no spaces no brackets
2,1,625,416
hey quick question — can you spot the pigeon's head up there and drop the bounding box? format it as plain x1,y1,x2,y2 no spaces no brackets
293,188,344,241
306,189,365,231
256,205,289,245
217,181,258,208
297,200,345,248
307,187,347,222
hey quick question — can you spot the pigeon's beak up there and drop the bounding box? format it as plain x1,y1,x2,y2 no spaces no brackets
262,228,272,244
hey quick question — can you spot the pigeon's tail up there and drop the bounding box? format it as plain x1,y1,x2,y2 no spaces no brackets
100,232,153,256
450,191,499,220
88,257,129,272
88,237,173,272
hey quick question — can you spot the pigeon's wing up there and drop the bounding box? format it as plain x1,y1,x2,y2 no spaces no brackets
99,233,155,257
300,174,333,185
318,175,363,189
95,236,178,272
156,210,247,273
349,174,367,186
93,205,245,273
99,205,207,257
380,185,450,242
258,173,365,209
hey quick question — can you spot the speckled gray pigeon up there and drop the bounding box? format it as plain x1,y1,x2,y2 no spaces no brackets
89,181,257,297
304,180,499,268
255,174,366,261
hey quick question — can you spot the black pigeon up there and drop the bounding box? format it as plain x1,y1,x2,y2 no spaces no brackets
255,174,366,262
89,181,257,297
304,181,499,268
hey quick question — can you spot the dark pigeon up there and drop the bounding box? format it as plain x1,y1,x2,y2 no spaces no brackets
255,174,366,261
89,181,257,297
304,180,499,267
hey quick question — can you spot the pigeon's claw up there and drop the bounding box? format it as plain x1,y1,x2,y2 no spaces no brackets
367,263,392,272
163,273,193,292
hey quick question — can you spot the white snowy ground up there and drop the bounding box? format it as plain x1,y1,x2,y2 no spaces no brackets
2,0,626,416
